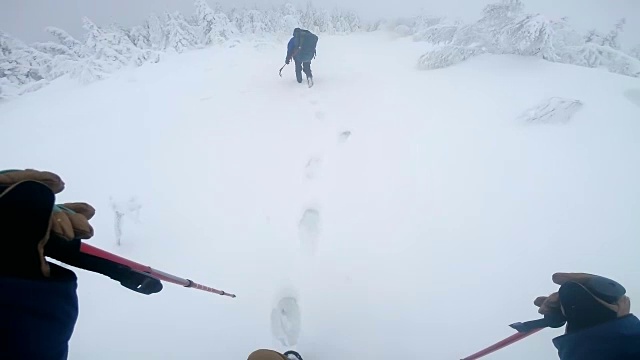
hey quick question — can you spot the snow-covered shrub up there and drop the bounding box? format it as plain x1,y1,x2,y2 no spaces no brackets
367,19,388,32
418,45,486,70
70,57,108,84
394,25,412,37
0,31,50,95
519,97,583,124
413,21,460,44
566,43,640,78
416,0,639,78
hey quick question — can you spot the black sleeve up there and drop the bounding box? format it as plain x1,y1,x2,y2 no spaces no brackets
0,264,79,360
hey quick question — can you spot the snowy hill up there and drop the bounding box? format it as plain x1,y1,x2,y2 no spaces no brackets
1,31,640,360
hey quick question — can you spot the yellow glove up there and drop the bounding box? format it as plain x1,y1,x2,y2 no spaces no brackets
0,169,95,277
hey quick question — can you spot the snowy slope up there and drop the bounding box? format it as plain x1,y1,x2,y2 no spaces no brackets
1,32,640,360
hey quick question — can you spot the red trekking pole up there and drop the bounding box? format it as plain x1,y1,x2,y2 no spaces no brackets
460,315,566,359
45,235,236,298
460,328,543,360
80,243,236,297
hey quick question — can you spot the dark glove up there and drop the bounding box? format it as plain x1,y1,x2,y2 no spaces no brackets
285,57,291,65
534,272,630,333
0,169,95,278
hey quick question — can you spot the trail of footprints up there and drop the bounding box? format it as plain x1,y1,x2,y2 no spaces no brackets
271,96,352,347
297,96,351,256
298,97,325,257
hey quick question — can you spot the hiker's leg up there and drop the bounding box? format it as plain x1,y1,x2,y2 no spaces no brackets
303,61,312,79
294,60,303,83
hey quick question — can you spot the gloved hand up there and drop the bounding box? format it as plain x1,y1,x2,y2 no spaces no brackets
247,349,303,360
285,57,291,65
247,349,286,360
0,169,95,278
534,272,631,333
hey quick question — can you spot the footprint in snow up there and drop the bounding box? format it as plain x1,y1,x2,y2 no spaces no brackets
299,208,321,256
270,296,301,347
338,130,352,143
305,157,322,180
314,111,326,120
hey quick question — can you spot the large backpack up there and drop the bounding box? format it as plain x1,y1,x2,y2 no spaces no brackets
299,30,318,58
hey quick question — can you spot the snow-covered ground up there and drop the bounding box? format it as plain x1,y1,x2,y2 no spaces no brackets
1,32,640,359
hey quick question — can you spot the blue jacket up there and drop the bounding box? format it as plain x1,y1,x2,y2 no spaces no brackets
287,36,314,63
0,264,79,360
553,314,640,360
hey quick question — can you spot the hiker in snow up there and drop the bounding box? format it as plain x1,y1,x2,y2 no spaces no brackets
534,272,640,359
285,28,318,86
248,349,303,360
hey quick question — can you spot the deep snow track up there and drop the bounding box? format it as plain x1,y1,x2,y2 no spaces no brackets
1,32,639,360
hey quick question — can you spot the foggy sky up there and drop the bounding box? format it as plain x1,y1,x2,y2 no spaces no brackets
2,0,639,47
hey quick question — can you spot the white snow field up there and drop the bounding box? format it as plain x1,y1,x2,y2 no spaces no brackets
1,32,640,360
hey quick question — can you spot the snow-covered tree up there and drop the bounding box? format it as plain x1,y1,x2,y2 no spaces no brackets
229,8,244,34
129,25,152,49
0,31,49,86
280,3,301,33
195,0,216,44
300,3,318,32
343,11,361,32
104,24,148,65
315,9,335,34
476,0,524,50
45,27,84,57
500,14,560,59
604,18,625,50
212,12,238,43
585,18,625,50
82,17,129,72
242,9,267,35
195,0,237,45
164,12,199,53
332,9,349,33
146,14,165,50
31,41,79,79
